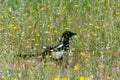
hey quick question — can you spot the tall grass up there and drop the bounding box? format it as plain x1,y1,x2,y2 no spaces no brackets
0,0,120,80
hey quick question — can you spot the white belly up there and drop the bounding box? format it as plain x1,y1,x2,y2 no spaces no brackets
51,50,64,59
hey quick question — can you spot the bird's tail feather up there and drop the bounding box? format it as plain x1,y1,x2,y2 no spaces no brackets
15,53,38,58
15,50,47,58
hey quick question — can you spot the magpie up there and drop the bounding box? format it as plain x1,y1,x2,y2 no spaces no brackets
15,31,76,60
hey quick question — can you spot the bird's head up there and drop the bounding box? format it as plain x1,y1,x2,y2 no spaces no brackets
59,31,76,43
62,31,77,38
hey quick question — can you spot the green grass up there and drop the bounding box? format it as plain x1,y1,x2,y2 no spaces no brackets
0,0,120,80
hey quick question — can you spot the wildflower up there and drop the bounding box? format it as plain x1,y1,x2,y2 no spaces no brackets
102,0,105,3
13,78,18,80
0,21,4,24
74,4,79,8
13,26,17,30
0,27,2,31
54,29,58,33
40,8,44,11
79,76,90,80
50,49,54,52
0,16,4,18
32,38,35,41
35,43,39,46
8,24,14,28
91,32,97,36
94,26,100,29
12,16,16,19
29,26,33,29
89,23,93,26
115,11,120,16
36,33,40,37
48,25,52,29
54,77,60,80
2,77,7,80
80,52,85,56
52,63,57,66
65,27,69,30
26,45,31,49
18,67,21,71
73,65,79,71
63,77,68,80
85,77,90,80
83,7,86,10
37,56,42,59
80,76,84,80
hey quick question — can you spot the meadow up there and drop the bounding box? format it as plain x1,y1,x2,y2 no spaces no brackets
0,0,120,80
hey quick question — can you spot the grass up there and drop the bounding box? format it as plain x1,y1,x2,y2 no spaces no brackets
0,0,120,80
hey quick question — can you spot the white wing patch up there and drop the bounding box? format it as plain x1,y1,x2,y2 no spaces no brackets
55,44,63,49
51,50,64,59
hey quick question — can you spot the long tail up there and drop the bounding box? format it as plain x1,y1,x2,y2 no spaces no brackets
15,53,39,58
14,50,48,58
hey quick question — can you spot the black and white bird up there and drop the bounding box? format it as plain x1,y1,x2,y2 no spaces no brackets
16,31,76,60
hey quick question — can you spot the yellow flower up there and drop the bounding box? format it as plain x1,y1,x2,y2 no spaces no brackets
80,52,85,56
102,0,105,3
91,32,97,36
12,16,16,19
13,26,17,30
73,65,79,70
0,21,4,24
63,77,68,80
36,33,40,37
26,45,31,49
0,16,4,18
8,24,14,28
32,38,35,41
74,4,79,8
80,76,84,80
40,8,44,11
35,43,39,46
85,77,90,80
0,27,2,31
2,77,7,80
48,25,52,29
50,49,54,52
79,76,90,80
94,26,100,29
52,63,57,66
29,26,33,28
37,56,42,59
54,29,58,33
65,27,69,30
115,11,120,16
89,23,93,26
54,77,60,80
18,67,21,71
13,78,18,80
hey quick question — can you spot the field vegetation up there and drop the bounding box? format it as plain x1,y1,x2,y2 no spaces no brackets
0,0,120,80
